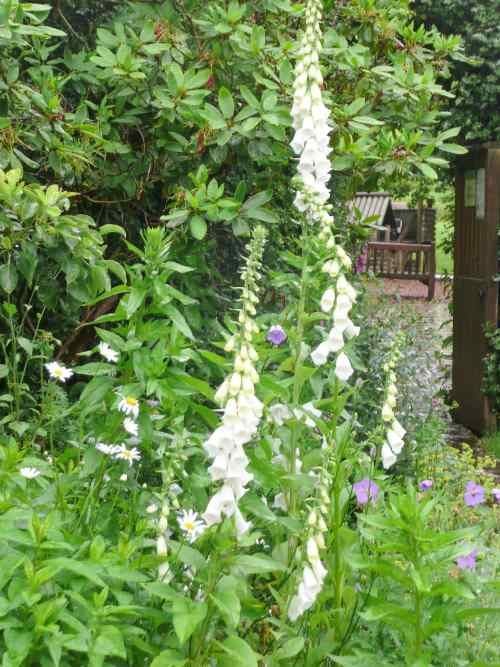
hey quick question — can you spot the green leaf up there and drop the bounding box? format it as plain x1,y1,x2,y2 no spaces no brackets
43,558,105,587
415,162,438,180
151,650,187,667
0,554,25,591
211,588,241,629
218,87,235,119
219,636,258,667
0,264,17,294
78,376,114,409
275,637,305,659
124,287,147,318
74,362,114,377
164,304,194,340
190,215,208,240
232,554,286,575
440,143,467,155
93,626,126,658
177,374,215,400
99,223,125,236
172,597,207,645
242,190,272,210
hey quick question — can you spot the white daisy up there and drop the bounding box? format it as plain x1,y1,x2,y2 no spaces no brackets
178,509,205,543
95,442,121,456
45,361,73,383
98,342,119,363
20,467,41,479
118,396,139,418
123,418,138,436
114,445,141,466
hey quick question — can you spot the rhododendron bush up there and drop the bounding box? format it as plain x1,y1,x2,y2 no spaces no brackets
0,1,498,665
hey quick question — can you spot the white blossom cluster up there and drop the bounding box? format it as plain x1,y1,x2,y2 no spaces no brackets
311,265,359,381
380,343,406,469
288,489,330,621
202,226,267,536
290,0,359,382
290,0,331,213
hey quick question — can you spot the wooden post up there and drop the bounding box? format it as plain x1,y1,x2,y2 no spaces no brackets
427,244,436,301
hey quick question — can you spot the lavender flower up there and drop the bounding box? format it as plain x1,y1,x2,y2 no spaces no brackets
419,479,433,492
464,481,485,507
456,549,477,571
355,245,368,274
266,325,287,346
492,488,500,503
353,478,379,506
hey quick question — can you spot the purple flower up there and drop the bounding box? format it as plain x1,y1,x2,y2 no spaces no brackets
353,478,379,505
492,488,500,503
463,481,485,507
419,479,433,492
456,549,478,571
355,245,368,274
266,325,287,346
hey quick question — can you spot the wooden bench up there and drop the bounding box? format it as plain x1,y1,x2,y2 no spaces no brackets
367,241,436,301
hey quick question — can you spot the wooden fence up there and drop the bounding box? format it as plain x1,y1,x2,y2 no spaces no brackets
367,241,436,300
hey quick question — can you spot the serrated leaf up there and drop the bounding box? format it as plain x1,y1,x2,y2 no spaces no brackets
172,597,207,645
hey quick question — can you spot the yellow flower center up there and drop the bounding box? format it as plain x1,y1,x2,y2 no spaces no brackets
125,397,138,407
54,368,64,378
184,521,195,531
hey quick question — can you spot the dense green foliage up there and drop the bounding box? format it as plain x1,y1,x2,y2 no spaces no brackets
415,0,500,143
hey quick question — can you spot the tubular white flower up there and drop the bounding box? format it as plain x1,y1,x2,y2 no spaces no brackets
202,227,267,535
335,351,354,382
311,341,331,366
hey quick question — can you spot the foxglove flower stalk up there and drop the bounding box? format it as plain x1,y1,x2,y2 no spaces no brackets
290,0,358,378
288,479,330,621
203,227,267,535
156,501,171,582
380,340,406,469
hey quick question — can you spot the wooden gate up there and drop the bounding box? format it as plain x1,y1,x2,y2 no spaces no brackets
452,143,500,434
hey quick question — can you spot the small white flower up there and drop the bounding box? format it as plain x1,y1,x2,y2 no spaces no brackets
335,352,354,382
268,403,292,426
123,417,139,436
114,445,141,466
118,396,139,418
20,467,41,479
146,503,158,514
96,442,121,456
178,509,205,543
169,483,183,496
45,361,73,383
119,473,128,481
98,342,119,363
